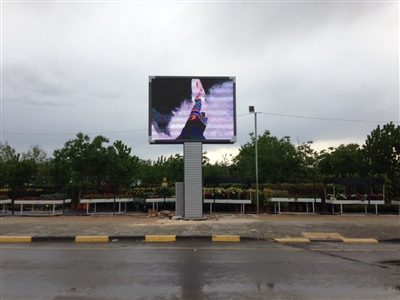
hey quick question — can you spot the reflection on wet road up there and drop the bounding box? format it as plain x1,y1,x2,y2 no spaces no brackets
1,242,399,299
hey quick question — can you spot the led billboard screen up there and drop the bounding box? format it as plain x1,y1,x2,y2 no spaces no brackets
149,76,236,144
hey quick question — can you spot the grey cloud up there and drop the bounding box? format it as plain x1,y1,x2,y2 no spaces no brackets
1,2,398,161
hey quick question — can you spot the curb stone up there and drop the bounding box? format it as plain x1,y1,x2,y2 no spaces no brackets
0,235,394,243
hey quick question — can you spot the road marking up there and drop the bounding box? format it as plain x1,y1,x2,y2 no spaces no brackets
145,235,176,242
212,235,240,242
75,236,109,242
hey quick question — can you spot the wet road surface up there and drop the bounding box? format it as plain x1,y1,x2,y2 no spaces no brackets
1,241,399,299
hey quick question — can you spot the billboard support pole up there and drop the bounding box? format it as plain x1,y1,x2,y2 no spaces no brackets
183,142,204,220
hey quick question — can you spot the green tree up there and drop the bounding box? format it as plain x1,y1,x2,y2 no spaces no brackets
0,144,38,214
203,154,233,178
317,143,362,178
22,144,47,163
137,154,184,185
164,154,184,182
52,133,139,199
0,141,16,162
0,142,38,192
53,133,109,184
22,144,50,186
136,159,156,185
0,142,16,188
154,155,168,180
231,133,257,180
233,131,303,183
361,122,400,199
103,140,139,190
3,154,38,190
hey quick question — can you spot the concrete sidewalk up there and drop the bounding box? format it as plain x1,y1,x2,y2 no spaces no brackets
0,213,399,242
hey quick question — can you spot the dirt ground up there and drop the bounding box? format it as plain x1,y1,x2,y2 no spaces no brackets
0,213,262,227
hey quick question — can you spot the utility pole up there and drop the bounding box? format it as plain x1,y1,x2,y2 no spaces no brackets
249,106,259,214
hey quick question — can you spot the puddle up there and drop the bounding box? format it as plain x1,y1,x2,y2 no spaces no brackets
379,260,400,266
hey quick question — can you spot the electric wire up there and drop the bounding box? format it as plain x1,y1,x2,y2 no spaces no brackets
2,112,399,136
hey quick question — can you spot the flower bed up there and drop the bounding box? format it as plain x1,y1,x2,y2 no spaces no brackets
82,193,133,200
0,194,9,200
326,193,384,200
15,197,64,201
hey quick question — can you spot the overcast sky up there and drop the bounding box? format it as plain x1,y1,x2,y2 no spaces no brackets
1,1,399,164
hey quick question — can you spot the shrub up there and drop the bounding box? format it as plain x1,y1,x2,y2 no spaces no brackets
226,187,242,199
239,190,249,200
271,190,289,198
0,193,9,200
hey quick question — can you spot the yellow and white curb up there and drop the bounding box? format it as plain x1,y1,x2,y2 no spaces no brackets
342,238,378,243
275,238,310,243
0,236,32,243
212,235,240,242
0,234,385,243
0,235,241,243
75,236,109,243
145,235,176,242
274,232,379,243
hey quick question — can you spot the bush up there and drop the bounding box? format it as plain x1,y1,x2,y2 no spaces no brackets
154,186,173,197
239,190,249,200
0,193,8,200
271,190,289,198
226,187,242,199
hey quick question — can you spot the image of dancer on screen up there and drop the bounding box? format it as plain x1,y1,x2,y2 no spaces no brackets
176,79,208,140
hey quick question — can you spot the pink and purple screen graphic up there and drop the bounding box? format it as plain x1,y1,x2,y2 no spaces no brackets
149,76,236,144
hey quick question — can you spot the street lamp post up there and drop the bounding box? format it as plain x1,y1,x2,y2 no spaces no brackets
69,178,74,211
62,182,66,215
249,106,259,214
162,177,167,210
113,178,117,215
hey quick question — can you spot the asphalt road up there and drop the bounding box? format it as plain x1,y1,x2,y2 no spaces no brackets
1,241,399,300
